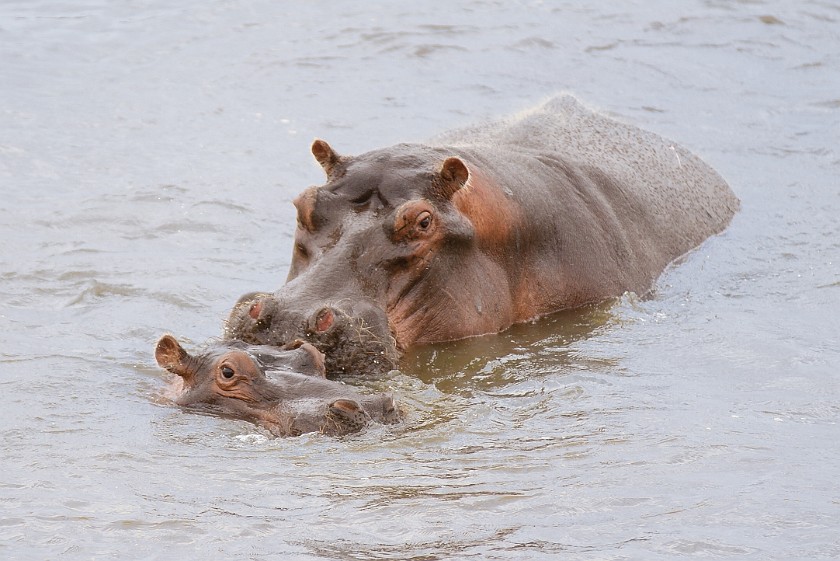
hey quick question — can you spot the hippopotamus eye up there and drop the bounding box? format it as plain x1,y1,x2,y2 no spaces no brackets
417,212,432,230
350,189,374,206
221,365,235,379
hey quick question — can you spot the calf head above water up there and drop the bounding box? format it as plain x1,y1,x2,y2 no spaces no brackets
154,334,402,437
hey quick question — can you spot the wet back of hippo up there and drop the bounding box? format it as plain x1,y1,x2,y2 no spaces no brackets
433,95,738,313
228,95,738,366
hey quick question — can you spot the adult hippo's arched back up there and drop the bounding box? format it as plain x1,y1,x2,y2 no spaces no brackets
226,95,738,375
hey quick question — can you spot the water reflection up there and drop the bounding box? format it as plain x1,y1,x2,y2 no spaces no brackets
401,301,620,394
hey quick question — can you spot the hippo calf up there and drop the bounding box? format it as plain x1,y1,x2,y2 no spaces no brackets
154,335,402,437
227,95,739,374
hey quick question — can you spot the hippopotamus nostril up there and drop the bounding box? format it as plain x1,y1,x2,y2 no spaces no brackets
329,399,361,414
381,396,402,424
312,307,335,333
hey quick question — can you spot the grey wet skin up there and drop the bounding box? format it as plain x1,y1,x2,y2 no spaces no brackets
155,335,402,437
226,95,739,373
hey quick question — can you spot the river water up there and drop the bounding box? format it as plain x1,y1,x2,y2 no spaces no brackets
1,1,838,559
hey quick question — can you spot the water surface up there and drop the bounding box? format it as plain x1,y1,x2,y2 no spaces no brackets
1,1,838,559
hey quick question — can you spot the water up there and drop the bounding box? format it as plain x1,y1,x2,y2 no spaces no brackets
1,1,838,559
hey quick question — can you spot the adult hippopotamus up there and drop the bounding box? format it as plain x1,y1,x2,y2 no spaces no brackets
154,335,402,437
226,95,738,374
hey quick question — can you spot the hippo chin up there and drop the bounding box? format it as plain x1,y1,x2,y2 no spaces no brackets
226,95,739,374
154,335,402,437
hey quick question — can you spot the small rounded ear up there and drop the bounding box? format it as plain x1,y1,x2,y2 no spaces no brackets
155,334,192,378
311,139,342,178
436,157,470,200
292,186,319,232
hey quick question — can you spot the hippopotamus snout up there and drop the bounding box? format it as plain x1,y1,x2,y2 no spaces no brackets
225,292,398,377
226,294,360,341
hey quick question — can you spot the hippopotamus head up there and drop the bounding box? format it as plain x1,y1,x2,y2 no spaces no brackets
225,140,499,375
154,334,402,437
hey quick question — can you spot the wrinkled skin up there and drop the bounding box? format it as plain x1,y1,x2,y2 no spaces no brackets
226,95,739,372
154,335,402,437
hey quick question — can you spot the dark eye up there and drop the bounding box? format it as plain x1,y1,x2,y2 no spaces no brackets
296,243,308,257
350,190,374,206
417,212,432,230
221,365,235,379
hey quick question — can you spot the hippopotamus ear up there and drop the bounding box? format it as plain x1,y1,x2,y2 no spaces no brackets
435,157,470,199
311,139,342,178
155,334,193,381
293,186,319,232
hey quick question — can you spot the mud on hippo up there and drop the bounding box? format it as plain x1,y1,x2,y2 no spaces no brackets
154,335,402,437
226,95,739,375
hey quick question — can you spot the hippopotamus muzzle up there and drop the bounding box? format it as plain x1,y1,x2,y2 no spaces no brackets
224,291,399,377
